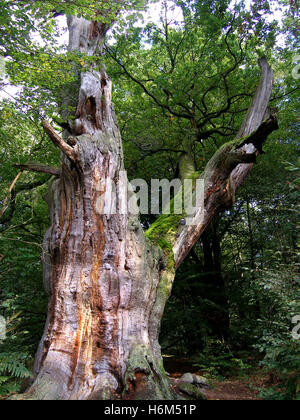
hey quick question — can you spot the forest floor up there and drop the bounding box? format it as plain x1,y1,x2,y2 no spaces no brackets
199,377,262,400
163,356,267,400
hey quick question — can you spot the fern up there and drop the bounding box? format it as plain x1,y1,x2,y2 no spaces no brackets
0,352,32,397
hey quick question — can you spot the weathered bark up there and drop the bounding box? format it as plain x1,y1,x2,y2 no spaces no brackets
10,15,175,401
11,13,278,399
29,167,174,400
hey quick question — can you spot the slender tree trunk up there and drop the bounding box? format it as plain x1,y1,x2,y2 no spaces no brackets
11,14,278,400
201,219,229,341
246,199,255,272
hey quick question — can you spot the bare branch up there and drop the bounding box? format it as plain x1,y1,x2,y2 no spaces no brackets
231,57,276,190
0,177,51,227
42,120,78,161
0,172,23,220
14,163,61,177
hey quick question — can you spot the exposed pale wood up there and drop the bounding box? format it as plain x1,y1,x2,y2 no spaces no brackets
231,57,276,190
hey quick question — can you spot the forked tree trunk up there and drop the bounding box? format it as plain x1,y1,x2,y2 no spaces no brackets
12,16,278,400
18,16,174,401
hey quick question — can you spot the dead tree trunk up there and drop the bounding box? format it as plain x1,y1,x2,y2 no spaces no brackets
12,15,278,400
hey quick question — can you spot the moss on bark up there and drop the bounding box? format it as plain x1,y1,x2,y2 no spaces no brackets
123,344,174,400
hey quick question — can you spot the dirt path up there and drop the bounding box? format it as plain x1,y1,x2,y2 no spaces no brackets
163,356,262,400
201,378,261,400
